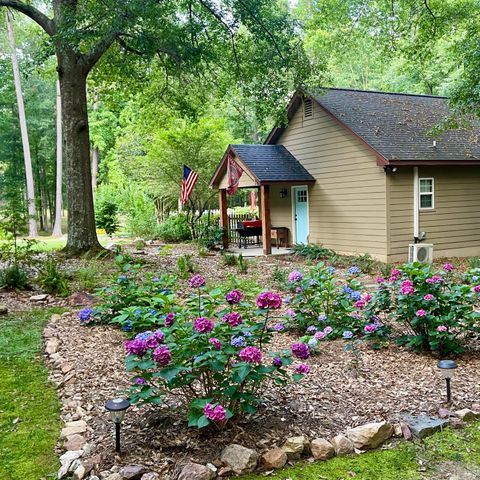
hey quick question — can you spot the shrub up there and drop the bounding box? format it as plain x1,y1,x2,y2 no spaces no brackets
157,214,191,243
95,199,119,236
367,262,480,355
177,254,196,278
271,266,288,289
237,254,249,274
36,258,69,296
292,244,334,261
468,257,480,269
0,265,28,290
196,214,223,250
352,253,378,275
221,252,237,266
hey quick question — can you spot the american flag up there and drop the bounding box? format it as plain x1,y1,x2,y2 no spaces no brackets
181,165,199,206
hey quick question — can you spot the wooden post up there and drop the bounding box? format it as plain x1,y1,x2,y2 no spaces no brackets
260,184,271,255
219,189,229,249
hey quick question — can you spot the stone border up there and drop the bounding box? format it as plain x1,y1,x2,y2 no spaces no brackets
43,314,480,480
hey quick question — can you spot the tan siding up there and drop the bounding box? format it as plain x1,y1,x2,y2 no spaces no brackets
387,166,480,261
269,185,293,245
277,101,388,259
218,155,257,188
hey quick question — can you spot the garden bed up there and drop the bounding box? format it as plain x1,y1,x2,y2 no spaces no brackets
48,311,480,478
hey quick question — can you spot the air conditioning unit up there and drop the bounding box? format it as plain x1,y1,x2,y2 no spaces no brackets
408,243,434,263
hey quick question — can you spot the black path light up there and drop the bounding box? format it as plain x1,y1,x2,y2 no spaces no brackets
437,360,458,403
105,397,131,452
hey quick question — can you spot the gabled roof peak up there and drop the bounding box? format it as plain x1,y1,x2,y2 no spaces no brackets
312,86,447,100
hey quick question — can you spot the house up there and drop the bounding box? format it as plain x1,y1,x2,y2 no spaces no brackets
209,88,480,262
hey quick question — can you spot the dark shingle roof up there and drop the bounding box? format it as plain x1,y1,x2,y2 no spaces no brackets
230,144,315,182
309,88,480,162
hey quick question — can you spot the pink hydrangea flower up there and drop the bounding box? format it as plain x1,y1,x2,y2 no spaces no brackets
194,317,215,333
364,324,376,333
285,308,296,317
389,269,402,282
208,338,222,350
416,309,427,317
189,274,206,288
203,403,226,422
437,325,448,332
323,326,333,335
153,329,165,343
288,271,303,283
426,275,443,284
225,289,243,304
473,285,480,293
400,280,415,295
146,336,158,349
314,331,326,340
238,346,262,363
256,291,282,309
424,294,435,301
295,363,310,374
376,277,386,284
443,263,454,272
153,346,171,366
223,312,243,327
355,299,367,309
291,342,310,359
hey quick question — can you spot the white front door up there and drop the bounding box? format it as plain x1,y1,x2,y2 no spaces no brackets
293,186,309,244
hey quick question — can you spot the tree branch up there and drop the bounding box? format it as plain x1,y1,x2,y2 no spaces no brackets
82,30,119,70
0,0,55,35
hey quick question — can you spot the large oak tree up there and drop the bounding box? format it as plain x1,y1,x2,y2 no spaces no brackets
0,0,311,254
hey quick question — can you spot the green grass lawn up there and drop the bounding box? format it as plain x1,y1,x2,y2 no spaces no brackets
240,423,480,480
0,309,62,480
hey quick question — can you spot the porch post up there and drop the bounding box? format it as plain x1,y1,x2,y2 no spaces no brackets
219,188,229,249
260,184,271,255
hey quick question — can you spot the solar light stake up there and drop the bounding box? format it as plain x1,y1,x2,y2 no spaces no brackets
105,397,130,452
437,360,458,403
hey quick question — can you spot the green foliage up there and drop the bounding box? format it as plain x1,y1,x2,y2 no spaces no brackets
95,199,119,236
352,253,378,275
221,252,238,267
134,239,146,250
156,214,191,243
36,258,69,296
177,254,196,279
237,254,249,274
292,244,335,262
0,309,62,479
272,266,288,289
367,263,480,355
0,265,28,290
468,257,480,270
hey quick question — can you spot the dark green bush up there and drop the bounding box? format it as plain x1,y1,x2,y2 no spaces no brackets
292,243,335,261
36,259,69,296
156,214,191,243
95,199,119,236
0,265,28,290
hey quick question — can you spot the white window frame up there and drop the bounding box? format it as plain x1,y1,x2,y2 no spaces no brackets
419,177,435,210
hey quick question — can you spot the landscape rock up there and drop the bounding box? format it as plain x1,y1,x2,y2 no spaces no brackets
402,414,448,439
310,438,335,460
282,435,309,459
178,462,215,480
46,339,60,354
449,417,466,429
58,450,83,479
119,465,147,480
331,434,354,456
51,313,62,322
221,444,258,474
400,421,412,441
438,408,453,419
61,420,87,439
73,463,87,480
0,304,8,315
455,409,479,422
140,473,160,480
67,291,98,306
260,447,287,470
30,294,48,301
105,475,122,480
64,434,87,450
392,423,403,437
346,421,393,450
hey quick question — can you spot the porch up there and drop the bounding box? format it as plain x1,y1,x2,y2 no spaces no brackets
210,144,315,255
227,246,292,257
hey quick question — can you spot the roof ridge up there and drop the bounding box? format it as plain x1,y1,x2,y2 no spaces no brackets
312,86,448,100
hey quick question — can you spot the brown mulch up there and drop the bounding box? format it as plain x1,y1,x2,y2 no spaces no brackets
47,310,480,478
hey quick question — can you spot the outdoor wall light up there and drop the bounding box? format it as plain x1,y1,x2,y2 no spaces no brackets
383,165,398,174
437,360,458,403
105,397,131,452
279,188,288,199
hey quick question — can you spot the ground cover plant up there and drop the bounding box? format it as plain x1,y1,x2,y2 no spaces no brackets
0,309,61,480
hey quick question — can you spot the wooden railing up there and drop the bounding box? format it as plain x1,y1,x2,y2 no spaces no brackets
228,213,260,246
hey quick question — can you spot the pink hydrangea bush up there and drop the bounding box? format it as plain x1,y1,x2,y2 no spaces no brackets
123,281,308,428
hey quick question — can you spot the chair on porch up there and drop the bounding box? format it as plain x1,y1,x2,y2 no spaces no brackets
235,220,262,248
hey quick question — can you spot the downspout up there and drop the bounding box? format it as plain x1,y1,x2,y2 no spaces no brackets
413,167,419,243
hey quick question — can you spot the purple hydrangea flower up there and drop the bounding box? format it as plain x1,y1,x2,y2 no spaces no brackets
225,289,243,304
256,291,282,309
135,331,153,341
209,337,222,350
326,266,336,274
318,313,327,322
343,330,354,339
473,285,480,293
348,266,360,275
121,321,133,332
135,377,147,385
291,342,310,359
153,329,165,343
125,339,148,356
273,357,283,367
273,323,285,331
306,325,318,334
288,271,303,283
323,326,333,335
189,274,206,288
194,317,215,333
231,335,246,347
223,312,243,327
78,307,93,323
295,363,310,374
285,308,296,317
443,263,454,272
165,312,175,327
153,346,171,366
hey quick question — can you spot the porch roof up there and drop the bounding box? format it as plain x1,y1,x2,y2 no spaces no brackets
209,144,315,188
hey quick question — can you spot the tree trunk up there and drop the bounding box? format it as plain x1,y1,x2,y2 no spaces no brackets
6,10,38,237
91,93,99,197
57,54,102,254
52,80,63,237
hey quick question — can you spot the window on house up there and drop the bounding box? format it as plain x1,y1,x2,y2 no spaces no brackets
419,178,434,209
304,98,313,118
